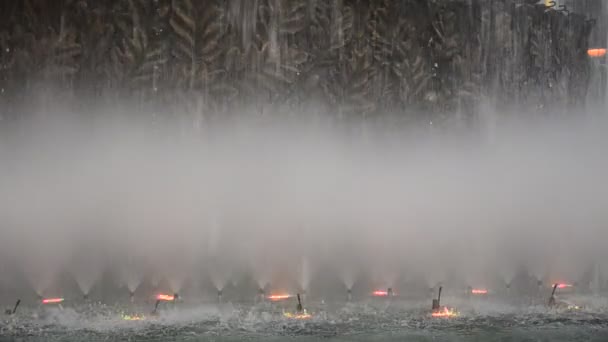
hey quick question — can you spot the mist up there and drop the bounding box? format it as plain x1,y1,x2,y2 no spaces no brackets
0,105,606,302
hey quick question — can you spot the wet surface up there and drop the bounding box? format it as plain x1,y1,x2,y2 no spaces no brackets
1,300,608,341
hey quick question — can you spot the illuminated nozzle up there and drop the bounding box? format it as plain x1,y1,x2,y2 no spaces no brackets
156,294,175,301
83,294,89,300
129,291,135,303
471,288,488,295
267,294,291,301
42,298,65,304
372,290,389,297
387,288,393,297
217,290,223,302
347,288,352,302
173,293,179,301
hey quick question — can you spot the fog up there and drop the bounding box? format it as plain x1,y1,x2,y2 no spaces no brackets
0,106,607,303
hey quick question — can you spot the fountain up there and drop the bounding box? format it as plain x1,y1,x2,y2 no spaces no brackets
70,253,104,300
209,268,228,303
120,266,144,302
296,257,312,301
22,257,62,300
340,266,357,301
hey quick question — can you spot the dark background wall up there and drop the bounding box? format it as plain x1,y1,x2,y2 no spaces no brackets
0,0,600,125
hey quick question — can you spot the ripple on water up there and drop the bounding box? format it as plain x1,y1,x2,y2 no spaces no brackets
1,303,608,341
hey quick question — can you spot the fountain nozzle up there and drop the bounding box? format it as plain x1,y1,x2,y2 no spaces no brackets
432,287,442,310
296,293,303,313
5,299,20,315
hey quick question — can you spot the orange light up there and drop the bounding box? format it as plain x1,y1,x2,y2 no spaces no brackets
372,290,389,297
431,307,458,318
122,314,145,321
42,298,64,304
284,312,312,319
267,294,291,301
471,288,488,295
556,283,573,289
588,48,607,58
156,294,175,301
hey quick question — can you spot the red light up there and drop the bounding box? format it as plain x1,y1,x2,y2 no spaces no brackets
156,294,175,301
372,290,389,297
471,288,488,295
557,283,573,289
267,294,291,301
42,298,64,304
